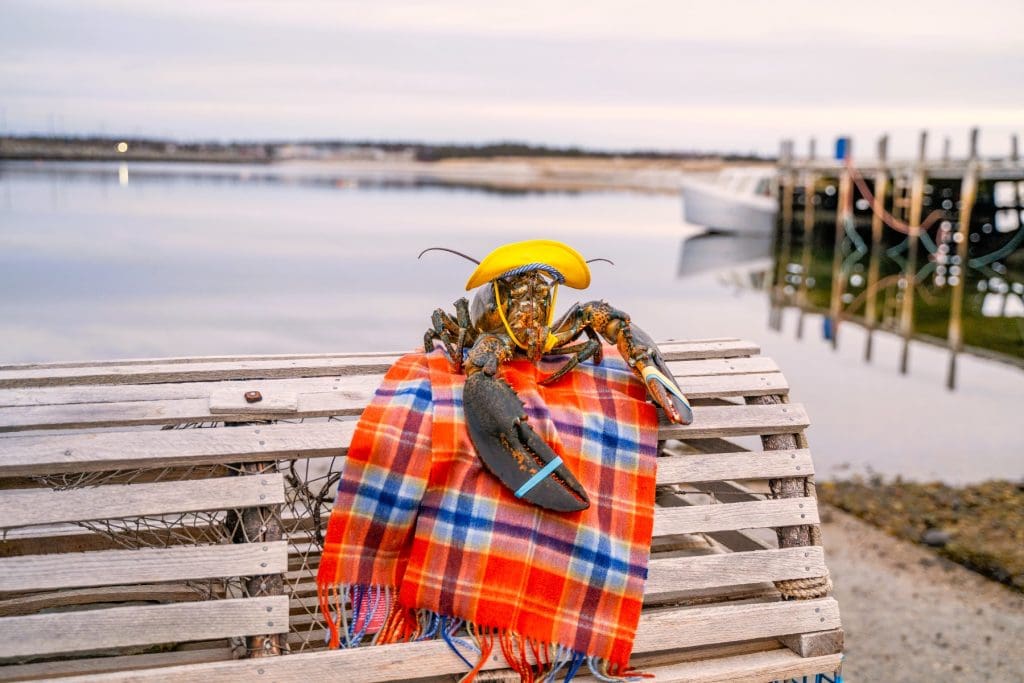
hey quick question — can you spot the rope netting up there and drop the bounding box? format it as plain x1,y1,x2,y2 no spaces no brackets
28,417,349,656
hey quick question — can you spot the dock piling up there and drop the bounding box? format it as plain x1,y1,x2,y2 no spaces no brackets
864,135,889,362
899,131,928,374
945,128,980,390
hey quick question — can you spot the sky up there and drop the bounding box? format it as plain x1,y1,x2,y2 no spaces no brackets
2,0,1023,157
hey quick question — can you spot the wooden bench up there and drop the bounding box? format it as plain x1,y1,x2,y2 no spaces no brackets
0,339,843,682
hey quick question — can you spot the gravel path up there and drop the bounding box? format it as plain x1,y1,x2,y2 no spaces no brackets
821,505,1024,680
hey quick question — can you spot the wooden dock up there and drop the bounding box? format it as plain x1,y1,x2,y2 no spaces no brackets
772,129,1024,388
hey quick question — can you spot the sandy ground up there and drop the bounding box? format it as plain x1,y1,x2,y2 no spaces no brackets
820,505,1024,681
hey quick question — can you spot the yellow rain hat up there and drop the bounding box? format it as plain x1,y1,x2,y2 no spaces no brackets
464,239,591,291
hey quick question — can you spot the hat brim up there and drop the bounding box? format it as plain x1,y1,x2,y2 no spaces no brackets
464,240,591,290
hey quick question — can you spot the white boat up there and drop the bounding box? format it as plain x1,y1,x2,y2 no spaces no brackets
681,167,778,235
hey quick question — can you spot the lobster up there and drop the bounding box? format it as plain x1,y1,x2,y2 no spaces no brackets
422,240,693,513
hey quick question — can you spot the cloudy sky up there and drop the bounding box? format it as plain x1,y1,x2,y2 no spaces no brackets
2,0,1022,156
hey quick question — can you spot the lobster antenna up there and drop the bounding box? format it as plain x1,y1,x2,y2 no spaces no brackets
418,247,481,264
586,258,615,266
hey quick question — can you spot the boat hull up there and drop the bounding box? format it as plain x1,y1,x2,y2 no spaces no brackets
682,180,778,235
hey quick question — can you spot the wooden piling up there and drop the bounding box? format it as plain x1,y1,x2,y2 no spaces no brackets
773,140,796,332
899,131,928,374
796,139,817,341
828,138,852,349
864,135,889,362
946,128,980,390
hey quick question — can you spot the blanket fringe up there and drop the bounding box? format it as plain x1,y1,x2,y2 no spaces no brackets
318,583,647,682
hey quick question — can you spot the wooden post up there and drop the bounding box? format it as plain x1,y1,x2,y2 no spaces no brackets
796,138,817,340
745,395,812,548
942,136,951,167
226,457,285,658
1011,134,1019,164
899,131,928,374
864,135,889,362
772,140,796,332
946,128,979,390
828,137,852,349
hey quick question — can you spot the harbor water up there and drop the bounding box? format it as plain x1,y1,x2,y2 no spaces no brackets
1,161,1021,483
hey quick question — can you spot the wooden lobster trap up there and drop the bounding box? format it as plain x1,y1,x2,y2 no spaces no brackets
0,338,842,681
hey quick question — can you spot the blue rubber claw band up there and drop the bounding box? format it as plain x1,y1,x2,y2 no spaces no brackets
515,457,564,499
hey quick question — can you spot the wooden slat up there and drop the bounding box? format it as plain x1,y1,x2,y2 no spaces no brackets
56,598,840,682
0,596,288,659
0,403,807,476
622,650,842,683
0,584,206,618
0,339,745,371
0,474,284,529
652,498,819,537
0,340,759,389
284,546,825,604
0,372,788,432
645,547,826,594
0,542,289,593
0,356,780,410
656,449,813,484
0,644,234,681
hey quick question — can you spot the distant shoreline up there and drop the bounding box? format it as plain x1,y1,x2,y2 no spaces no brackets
0,135,773,194
1,154,769,195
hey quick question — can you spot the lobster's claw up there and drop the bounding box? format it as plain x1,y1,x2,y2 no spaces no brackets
628,325,694,426
463,372,589,512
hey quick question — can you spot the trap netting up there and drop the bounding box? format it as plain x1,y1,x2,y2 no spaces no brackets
30,417,349,656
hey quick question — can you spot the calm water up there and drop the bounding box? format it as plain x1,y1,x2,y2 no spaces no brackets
2,161,1021,483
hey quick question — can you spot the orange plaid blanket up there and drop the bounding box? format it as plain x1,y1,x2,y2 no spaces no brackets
317,349,658,681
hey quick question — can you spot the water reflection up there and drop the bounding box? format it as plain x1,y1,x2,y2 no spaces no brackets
677,232,773,279
768,172,1024,370
0,160,599,198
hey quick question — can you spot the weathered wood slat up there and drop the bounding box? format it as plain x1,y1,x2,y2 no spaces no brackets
0,356,780,409
656,449,813,483
0,584,206,618
0,475,285,529
646,546,826,594
0,644,234,681
652,498,819,537
0,340,759,389
284,546,825,605
0,403,807,476
54,598,839,682
0,542,289,593
621,650,842,683
0,596,289,659
0,372,788,432
0,339,746,371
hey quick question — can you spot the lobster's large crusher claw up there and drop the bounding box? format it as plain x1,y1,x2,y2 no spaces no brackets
462,372,590,512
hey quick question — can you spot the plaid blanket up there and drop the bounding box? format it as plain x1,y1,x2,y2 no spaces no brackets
317,348,658,681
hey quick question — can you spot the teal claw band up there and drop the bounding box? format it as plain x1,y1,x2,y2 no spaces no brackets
514,457,564,499
641,366,691,408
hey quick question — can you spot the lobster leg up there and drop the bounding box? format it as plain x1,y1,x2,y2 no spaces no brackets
580,301,694,425
538,333,601,385
424,298,472,373
463,334,589,512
